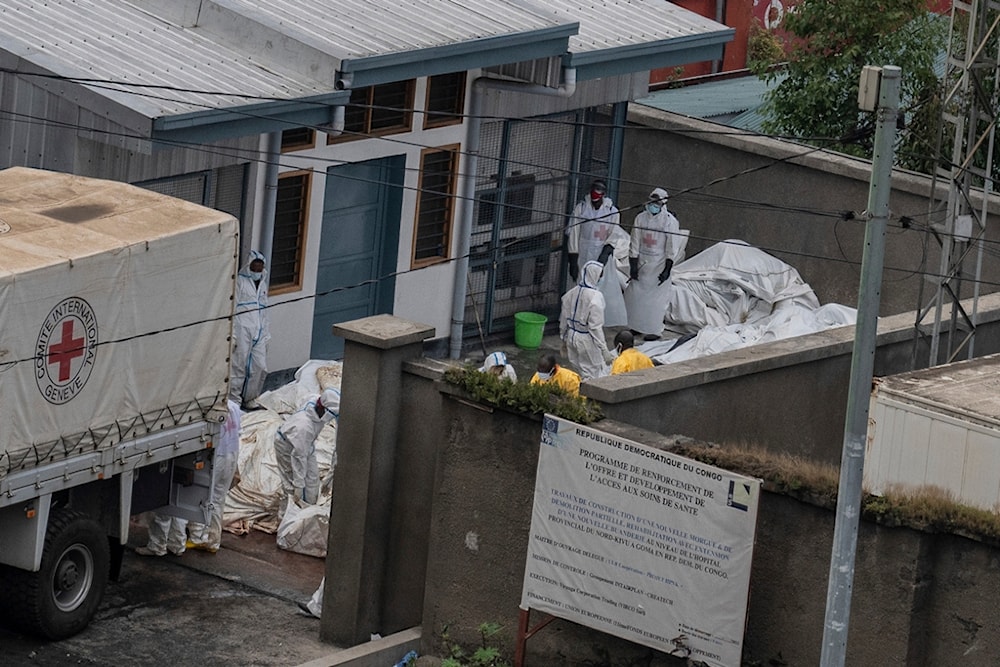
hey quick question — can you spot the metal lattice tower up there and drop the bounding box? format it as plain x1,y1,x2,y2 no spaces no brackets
913,0,1000,367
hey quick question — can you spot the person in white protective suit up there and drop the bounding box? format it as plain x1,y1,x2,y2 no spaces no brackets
186,399,241,553
478,350,518,382
565,180,629,284
624,187,688,340
273,389,340,508
135,514,188,557
230,250,270,410
559,260,615,380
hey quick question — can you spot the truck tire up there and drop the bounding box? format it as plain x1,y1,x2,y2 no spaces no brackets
2,509,110,640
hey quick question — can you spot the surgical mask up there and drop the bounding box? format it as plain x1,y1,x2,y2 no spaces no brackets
646,203,662,216
536,370,553,381
249,270,263,281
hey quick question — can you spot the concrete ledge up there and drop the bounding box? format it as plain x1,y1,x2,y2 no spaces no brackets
296,627,421,667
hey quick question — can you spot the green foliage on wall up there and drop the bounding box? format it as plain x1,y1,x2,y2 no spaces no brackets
443,366,603,425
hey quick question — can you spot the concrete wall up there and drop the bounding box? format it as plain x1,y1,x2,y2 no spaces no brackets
416,401,1000,666
620,105,1000,319
584,291,1000,466
329,312,1000,664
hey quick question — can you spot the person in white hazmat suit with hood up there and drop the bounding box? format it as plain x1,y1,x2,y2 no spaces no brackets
273,389,340,508
230,250,271,409
560,260,615,380
136,400,241,556
186,399,242,552
624,188,688,340
565,180,629,283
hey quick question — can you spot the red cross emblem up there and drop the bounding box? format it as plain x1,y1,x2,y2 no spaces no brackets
35,297,99,405
594,225,610,242
642,232,657,248
48,320,85,382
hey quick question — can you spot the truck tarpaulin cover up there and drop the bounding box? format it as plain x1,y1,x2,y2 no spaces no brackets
0,167,237,475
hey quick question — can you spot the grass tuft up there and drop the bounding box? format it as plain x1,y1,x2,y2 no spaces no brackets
671,442,1000,544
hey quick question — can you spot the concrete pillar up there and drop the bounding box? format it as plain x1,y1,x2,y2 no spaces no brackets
319,315,435,646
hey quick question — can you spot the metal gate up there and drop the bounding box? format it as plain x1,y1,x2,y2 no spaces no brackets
465,104,620,339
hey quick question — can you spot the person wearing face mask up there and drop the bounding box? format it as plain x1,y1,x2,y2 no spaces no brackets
230,250,271,409
624,188,688,341
559,261,615,380
565,180,628,285
273,389,340,508
610,330,654,375
530,354,581,397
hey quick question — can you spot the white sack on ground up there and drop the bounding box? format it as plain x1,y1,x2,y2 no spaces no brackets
663,240,820,333
641,241,856,365
647,303,857,365
223,360,341,545
276,496,330,558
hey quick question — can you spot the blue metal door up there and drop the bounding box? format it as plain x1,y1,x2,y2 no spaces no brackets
311,156,403,359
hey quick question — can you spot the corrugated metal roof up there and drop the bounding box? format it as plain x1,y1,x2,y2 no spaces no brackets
636,74,782,133
0,0,333,120
532,0,729,54
223,0,567,59
221,0,731,83
639,76,779,119
0,0,735,140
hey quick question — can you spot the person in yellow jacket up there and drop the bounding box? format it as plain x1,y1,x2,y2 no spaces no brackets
610,330,654,375
530,354,581,397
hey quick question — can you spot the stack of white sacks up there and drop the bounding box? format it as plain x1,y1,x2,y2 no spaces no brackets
637,240,857,363
223,359,342,557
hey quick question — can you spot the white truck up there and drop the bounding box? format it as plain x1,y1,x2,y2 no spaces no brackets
0,167,238,639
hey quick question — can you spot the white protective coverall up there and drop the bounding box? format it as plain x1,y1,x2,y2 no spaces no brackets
230,250,271,406
624,189,689,337
478,350,518,382
187,399,241,552
273,389,340,506
143,514,188,556
565,195,627,280
560,261,614,380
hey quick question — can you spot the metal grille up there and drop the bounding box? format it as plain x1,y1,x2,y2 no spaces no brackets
137,163,248,257
465,105,618,339
138,171,209,205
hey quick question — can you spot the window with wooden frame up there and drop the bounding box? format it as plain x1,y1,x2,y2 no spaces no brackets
269,170,311,291
280,127,315,152
413,145,460,266
329,80,415,143
424,72,466,128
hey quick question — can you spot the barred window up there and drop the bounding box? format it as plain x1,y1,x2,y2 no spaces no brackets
331,80,414,143
270,171,311,291
413,146,459,265
281,127,315,152
424,72,466,128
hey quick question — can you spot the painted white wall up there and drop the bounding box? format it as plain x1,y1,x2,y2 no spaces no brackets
252,75,474,372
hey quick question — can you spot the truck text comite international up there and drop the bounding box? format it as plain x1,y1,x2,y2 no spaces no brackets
0,167,238,639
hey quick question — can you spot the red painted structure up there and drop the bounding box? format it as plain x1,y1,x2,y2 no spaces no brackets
653,0,952,86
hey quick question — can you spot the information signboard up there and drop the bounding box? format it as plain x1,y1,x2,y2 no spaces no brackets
520,416,761,667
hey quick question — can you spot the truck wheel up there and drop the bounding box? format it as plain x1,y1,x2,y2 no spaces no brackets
3,509,110,640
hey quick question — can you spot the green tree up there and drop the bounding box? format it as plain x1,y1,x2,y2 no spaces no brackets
753,0,947,171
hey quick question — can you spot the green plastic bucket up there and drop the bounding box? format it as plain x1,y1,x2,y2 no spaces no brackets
514,312,547,350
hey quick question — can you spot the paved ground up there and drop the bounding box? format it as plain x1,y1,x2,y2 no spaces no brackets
0,521,338,667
